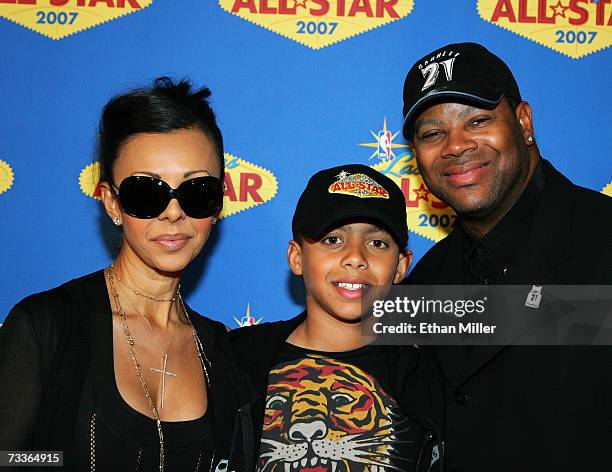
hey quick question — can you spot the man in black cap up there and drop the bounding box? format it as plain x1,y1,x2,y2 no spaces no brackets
227,164,443,471
402,42,612,469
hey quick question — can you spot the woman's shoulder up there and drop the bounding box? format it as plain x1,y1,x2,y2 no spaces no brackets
14,270,105,315
184,306,227,340
6,270,106,339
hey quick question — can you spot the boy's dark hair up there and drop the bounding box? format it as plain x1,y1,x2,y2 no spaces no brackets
98,76,224,185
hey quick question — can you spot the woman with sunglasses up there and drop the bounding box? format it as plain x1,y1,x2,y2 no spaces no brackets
0,78,241,471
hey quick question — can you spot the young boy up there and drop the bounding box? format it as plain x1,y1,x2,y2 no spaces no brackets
228,164,442,472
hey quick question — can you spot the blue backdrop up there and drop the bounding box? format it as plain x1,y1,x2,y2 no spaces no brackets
1,0,610,327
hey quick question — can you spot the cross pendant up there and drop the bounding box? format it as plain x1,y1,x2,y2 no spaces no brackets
150,353,177,409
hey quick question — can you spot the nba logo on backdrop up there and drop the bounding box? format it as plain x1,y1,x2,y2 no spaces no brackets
478,0,612,58
377,130,392,160
360,118,408,162
233,304,264,327
0,0,154,40
219,0,415,49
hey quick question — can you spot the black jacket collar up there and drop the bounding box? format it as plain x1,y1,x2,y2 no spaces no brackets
410,159,573,286
408,160,577,387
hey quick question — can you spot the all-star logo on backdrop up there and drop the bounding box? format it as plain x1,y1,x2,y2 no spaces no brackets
79,153,278,218
478,0,612,58
603,182,612,197
360,120,456,242
221,153,278,218
79,162,103,201
219,0,415,49
0,0,153,40
0,159,14,195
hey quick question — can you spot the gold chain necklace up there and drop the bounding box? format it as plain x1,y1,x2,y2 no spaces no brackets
109,264,181,409
106,267,210,472
130,302,179,410
109,263,179,302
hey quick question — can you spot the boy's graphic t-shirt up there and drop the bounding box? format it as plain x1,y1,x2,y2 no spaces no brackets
256,342,422,472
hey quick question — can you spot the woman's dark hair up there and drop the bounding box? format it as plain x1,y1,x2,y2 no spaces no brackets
98,77,224,185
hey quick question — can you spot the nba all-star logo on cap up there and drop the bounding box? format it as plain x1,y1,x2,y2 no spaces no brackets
219,0,414,50
0,0,153,40
328,170,389,199
478,0,612,58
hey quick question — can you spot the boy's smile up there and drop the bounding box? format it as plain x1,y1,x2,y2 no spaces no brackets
288,222,411,324
332,280,370,300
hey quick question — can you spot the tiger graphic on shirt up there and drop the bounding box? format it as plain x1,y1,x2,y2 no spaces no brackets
257,355,411,472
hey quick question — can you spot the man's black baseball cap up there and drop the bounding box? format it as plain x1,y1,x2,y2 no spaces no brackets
402,42,522,138
292,164,408,248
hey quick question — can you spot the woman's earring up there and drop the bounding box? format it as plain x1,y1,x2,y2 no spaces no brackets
527,136,534,143
113,217,121,226
212,217,218,225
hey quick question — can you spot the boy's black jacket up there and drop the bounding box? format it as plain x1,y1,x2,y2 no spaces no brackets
226,312,446,472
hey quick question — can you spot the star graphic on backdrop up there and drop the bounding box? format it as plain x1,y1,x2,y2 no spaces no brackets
550,1,568,18
294,0,308,8
336,170,350,180
413,183,431,202
233,303,263,328
359,117,409,161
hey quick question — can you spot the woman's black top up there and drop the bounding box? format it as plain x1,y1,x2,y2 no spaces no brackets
0,271,241,471
71,282,213,471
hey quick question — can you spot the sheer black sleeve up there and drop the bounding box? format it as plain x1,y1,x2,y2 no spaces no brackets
0,303,44,450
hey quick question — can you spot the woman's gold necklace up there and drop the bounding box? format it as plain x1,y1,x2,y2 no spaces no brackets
130,302,179,410
109,263,179,302
106,266,210,472
108,263,180,409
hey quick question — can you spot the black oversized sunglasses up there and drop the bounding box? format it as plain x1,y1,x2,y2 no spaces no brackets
112,176,223,219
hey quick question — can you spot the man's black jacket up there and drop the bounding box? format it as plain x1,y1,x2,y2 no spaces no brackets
406,159,612,471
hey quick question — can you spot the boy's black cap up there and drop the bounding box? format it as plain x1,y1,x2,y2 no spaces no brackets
402,42,522,138
292,164,408,248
